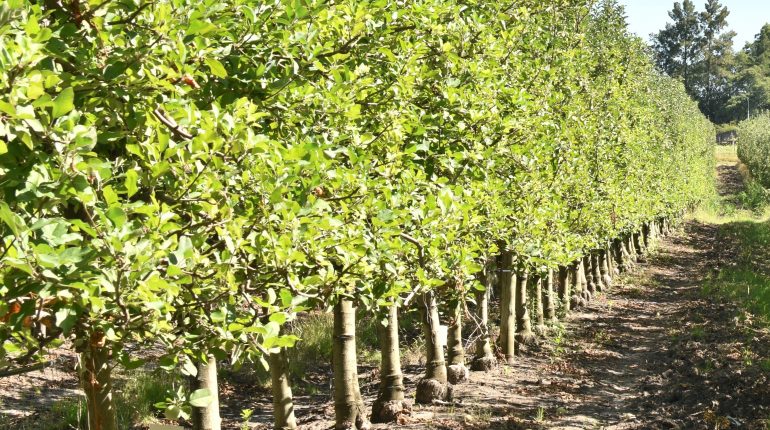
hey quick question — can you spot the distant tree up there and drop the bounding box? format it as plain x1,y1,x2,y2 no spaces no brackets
728,24,770,119
698,0,736,122
652,0,738,123
653,0,703,93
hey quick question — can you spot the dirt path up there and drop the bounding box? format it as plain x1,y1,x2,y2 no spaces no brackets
261,161,770,430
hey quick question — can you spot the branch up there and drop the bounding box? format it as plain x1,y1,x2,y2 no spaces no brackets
0,361,52,378
153,108,193,140
399,232,425,268
107,2,152,25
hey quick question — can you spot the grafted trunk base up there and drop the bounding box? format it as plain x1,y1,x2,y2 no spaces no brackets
447,364,469,384
471,356,496,372
514,331,538,355
415,378,452,404
370,400,411,424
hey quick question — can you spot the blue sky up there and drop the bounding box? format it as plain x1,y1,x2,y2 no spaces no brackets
618,0,770,49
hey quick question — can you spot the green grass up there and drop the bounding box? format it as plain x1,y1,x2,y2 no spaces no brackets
715,144,738,163
696,148,770,330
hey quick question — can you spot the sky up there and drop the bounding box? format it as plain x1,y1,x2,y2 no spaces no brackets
618,0,770,49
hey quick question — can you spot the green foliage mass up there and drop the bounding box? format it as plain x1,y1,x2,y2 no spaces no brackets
0,0,714,394
738,112,770,188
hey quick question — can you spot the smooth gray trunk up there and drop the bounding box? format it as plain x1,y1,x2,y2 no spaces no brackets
591,252,604,293
270,347,297,430
446,300,468,384
192,355,221,430
514,269,535,352
415,291,452,403
371,305,408,423
472,262,497,372
333,299,369,429
533,274,547,334
569,261,583,309
557,266,570,315
498,250,516,364
543,268,557,324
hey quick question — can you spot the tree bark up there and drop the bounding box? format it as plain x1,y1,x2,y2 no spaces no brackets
533,274,548,335
569,261,583,309
642,222,651,250
371,305,409,423
557,266,570,315
543,269,557,325
333,299,369,429
584,255,596,295
192,355,221,430
270,347,297,430
621,236,635,269
415,291,452,404
446,299,468,384
591,252,604,293
599,247,613,289
633,231,646,262
79,333,117,430
612,238,625,273
514,269,535,352
472,262,497,372
498,250,516,364
579,258,591,302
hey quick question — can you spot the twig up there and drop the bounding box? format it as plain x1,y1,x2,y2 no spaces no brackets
0,361,52,378
152,108,193,140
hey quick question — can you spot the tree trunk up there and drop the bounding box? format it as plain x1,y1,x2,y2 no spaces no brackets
333,299,369,429
514,269,535,353
79,333,117,430
579,258,591,302
621,236,635,269
472,262,497,372
270,347,297,430
543,268,557,325
557,266,570,315
633,231,646,262
415,291,452,404
600,248,613,289
192,355,221,430
533,274,547,335
498,250,516,365
584,255,596,295
642,222,651,250
591,252,604,293
446,300,468,384
569,261,583,309
612,238,625,273
371,305,409,423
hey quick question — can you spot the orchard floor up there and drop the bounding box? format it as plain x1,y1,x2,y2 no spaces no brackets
243,159,770,429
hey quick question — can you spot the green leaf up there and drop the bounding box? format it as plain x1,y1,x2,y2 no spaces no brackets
181,356,197,377
189,388,212,407
52,87,74,119
0,202,20,235
106,207,127,227
54,307,77,333
204,58,227,78
125,170,138,197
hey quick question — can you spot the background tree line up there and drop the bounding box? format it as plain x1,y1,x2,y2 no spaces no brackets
652,0,770,124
